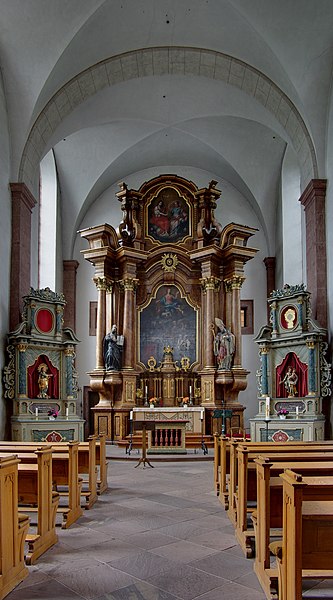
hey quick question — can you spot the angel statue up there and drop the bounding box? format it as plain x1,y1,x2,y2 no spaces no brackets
212,318,235,370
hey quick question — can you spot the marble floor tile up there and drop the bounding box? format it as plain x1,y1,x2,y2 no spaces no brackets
5,457,269,600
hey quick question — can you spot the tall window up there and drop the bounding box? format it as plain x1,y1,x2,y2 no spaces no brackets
39,150,57,290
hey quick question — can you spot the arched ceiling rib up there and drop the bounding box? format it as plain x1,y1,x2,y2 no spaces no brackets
20,47,317,194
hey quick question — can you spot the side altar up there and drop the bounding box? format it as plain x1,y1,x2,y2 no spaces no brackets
250,284,331,441
3,288,84,442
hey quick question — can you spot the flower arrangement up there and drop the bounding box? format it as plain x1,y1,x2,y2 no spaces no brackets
182,396,189,405
277,408,289,416
48,408,59,418
149,397,158,406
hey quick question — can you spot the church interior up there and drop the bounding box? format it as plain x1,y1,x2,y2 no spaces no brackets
1,2,333,599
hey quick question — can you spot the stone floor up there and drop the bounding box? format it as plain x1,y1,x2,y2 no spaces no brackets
6,447,333,600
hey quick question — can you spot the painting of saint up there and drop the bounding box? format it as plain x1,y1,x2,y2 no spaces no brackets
139,285,197,366
147,187,189,242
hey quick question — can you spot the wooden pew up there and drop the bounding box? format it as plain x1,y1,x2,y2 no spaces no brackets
0,455,29,599
230,443,333,557
15,446,59,565
253,457,333,599
0,443,83,529
227,440,333,528
270,470,333,600
0,434,108,503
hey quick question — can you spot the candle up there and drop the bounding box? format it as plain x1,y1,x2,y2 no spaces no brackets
66,407,69,417
145,385,148,397
296,406,299,417
201,409,204,420
130,410,133,420
35,407,38,418
189,385,192,396
265,397,270,419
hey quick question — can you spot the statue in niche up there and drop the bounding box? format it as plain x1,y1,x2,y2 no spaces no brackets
103,324,124,371
213,318,235,370
280,366,298,397
37,363,53,398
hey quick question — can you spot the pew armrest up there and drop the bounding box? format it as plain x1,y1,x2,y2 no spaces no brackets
269,540,283,560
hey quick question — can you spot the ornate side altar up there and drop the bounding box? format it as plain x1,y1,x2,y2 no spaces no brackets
80,175,258,442
250,284,331,441
3,288,84,441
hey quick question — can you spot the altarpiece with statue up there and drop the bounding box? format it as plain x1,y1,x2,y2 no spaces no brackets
250,284,331,441
3,287,84,441
80,174,258,445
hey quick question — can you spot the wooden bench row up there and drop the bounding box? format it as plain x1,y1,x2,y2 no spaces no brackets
214,436,333,599
0,435,108,599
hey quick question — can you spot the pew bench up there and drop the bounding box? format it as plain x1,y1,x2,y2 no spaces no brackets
270,471,333,600
0,455,29,599
228,441,333,529
234,450,333,557
0,443,83,529
251,457,333,599
0,435,107,508
13,446,59,565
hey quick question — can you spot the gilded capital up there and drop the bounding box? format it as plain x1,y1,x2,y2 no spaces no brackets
120,278,139,292
200,276,221,292
225,275,245,290
94,277,108,291
17,343,27,352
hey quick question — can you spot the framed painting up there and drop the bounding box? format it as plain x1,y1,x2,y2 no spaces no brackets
139,284,197,367
147,186,190,243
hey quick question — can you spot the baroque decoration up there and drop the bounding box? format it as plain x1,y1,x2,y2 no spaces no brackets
80,174,258,442
251,283,331,442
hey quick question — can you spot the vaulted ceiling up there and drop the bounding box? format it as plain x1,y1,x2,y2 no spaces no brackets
1,0,332,258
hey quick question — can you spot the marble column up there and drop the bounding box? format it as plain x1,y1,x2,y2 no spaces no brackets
200,276,220,369
10,183,37,330
227,275,245,368
63,260,79,331
299,179,327,327
94,277,108,370
120,278,138,369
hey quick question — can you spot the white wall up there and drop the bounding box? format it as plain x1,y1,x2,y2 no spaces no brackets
0,71,12,438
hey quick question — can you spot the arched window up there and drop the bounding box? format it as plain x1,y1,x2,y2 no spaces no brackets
39,150,58,290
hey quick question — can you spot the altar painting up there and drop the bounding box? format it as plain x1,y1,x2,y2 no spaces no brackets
139,285,197,366
147,187,190,243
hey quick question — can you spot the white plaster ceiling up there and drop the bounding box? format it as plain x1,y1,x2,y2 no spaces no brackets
1,0,332,258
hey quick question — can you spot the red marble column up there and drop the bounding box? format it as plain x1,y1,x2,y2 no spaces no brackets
299,179,327,327
121,278,138,369
63,260,79,331
10,183,37,330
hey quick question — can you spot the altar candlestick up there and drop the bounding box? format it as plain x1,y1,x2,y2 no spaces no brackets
201,408,204,420
66,407,69,417
145,385,148,397
296,406,299,418
35,407,38,418
189,385,192,396
265,397,270,419
130,410,133,420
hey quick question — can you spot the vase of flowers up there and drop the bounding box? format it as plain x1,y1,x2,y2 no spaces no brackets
277,408,289,419
182,396,189,407
48,408,59,420
149,397,158,408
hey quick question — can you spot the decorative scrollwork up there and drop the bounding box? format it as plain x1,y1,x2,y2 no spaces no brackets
3,344,15,400
319,341,331,397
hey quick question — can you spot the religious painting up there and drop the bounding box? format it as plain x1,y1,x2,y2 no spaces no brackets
139,285,197,367
147,186,190,243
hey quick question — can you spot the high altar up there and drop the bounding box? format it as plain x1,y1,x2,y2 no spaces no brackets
80,175,258,443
